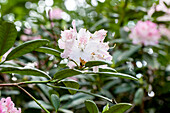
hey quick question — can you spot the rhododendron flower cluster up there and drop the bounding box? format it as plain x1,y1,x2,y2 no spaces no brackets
129,21,161,46
0,97,21,113
58,20,112,71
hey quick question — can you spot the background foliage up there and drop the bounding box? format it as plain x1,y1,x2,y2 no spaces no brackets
0,0,169,113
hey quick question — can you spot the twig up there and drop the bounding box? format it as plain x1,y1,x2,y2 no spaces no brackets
40,25,54,38
17,85,50,113
0,80,57,113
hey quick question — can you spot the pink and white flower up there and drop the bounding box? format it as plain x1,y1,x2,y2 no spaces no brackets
148,0,170,21
159,24,170,40
0,97,21,113
58,20,112,71
129,21,161,46
24,28,32,35
49,8,63,20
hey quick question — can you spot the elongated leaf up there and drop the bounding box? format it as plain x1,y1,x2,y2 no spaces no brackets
51,94,60,111
49,90,60,97
90,18,108,31
85,100,99,113
85,61,111,67
6,39,49,60
53,69,82,80
0,22,17,56
63,81,79,95
66,93,94,108
25,100,53,109
35,47,61,57
0,66,51,79
103,103,132,113
99,67,117,72
117,45,141,61
152,11,165,17
102,103,109,113
38,84,52,99
133,88,144,105
58,108,73,113
87,72,138,81
110,39,130,44
48,85,113,103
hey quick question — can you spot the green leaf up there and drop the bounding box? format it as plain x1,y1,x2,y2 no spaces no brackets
49,90,60,97
25,100,53,110
110,39,130,44
63,81,79,95
85,61,112,67
65,93,94,108
163,1,170,8
90,18,108,31
103,103,132,113
53,69,82,80
133,88,144,105
85,100,99,113
0,22,17,56
143,54,159,69
152,11,165,17
99,67,117,72
87,72,138,81
38,84,52,99
35,47,61,57
120,27,129,39
58,108,74,113
6,39,49,60
0,66,51,79
114,83,132,94
117,45,141,61
49,85,113,103
51,94,60,111
102,103,109,113
1,90,20,95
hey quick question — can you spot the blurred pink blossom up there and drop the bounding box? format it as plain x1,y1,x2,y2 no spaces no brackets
123,26,130,32
0,97,21,113
156,0,170,14
148,0,170,21
24,28,32,35
148,3,156,17
49,8,63,20
159,24,170,40
157,14,170,21
129,21,161,46
21,35,41,41
58,20,112,72
67,77,78,81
